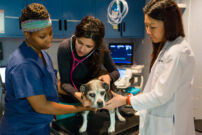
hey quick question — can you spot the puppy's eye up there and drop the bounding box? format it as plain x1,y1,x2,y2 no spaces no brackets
89,93,95,97
100,91,105,95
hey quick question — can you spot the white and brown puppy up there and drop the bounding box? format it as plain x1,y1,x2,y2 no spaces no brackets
79,79,126,133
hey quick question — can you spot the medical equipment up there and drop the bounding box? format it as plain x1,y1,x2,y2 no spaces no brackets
126,87,141,95
115,68,132,88
109,42,134,65
114,65,144,90
107,0,129,25
0,66,6,118
0,67,5,84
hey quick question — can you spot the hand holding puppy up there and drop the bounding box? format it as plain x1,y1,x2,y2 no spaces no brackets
103,91,127,110
98,74,111,85
81,93,98,112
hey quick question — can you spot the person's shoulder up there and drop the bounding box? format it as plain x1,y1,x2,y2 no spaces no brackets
7,42,40,70
168,37,190,53
59,38,71,49
7,57,36,73
8,43,26,65
167,37,194,60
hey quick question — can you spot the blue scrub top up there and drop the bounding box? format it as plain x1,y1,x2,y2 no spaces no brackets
0,42,58,135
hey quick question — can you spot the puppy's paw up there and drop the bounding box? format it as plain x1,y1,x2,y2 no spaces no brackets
119,116,126,122
116,112,126,122
108,127,115,133
79,127,87,133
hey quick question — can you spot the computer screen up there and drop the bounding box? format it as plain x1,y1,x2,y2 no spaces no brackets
117,68,126,79
109,43,134,65
0,67,6,84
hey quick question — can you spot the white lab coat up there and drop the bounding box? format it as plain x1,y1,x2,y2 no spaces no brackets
130,37,195,135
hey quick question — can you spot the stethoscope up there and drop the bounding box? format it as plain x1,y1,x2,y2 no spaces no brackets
70,35,94,91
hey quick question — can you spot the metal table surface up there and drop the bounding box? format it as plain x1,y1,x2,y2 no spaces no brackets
52,108,139,135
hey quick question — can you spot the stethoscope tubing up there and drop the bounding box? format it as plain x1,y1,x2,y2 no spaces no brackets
69,35,94,91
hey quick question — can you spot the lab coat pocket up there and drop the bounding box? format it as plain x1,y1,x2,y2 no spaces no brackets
145,114,174,135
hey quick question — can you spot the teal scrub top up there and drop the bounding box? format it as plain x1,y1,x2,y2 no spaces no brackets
0,42,58,135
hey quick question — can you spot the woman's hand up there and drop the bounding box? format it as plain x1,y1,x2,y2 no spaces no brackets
74,92,92,107
85,106,97,112
81,96,92,107
103,91,127,110
98,74,111,85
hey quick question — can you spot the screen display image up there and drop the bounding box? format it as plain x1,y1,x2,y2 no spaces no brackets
0,67,6,84
109,43,134,65
118,68,126,79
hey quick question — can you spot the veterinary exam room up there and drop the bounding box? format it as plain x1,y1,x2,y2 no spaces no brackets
0,0,202,135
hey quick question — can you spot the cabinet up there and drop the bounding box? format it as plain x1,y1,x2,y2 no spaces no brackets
121,0,145,37
0,0,145,38
95,0,145,38
62,0,95,37
0,0,26,37
95,0,120,38
27,0,95,38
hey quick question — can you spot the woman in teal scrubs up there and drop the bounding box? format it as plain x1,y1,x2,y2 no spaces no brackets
0,3,94,135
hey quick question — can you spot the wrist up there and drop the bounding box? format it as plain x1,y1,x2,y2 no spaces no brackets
77,105,86,111
126,93,132,105
74,92,82,101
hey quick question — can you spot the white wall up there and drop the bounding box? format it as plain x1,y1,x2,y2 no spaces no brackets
186,0,202,119
176,0,202,119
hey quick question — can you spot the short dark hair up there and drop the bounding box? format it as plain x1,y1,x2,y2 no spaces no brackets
75,16,108,78
143,0,184,70
20,3,50,23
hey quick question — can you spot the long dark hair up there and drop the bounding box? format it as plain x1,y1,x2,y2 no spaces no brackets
74,16,108,78
143,0,185,71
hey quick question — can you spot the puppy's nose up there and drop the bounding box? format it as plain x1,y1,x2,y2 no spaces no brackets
97,101,103,108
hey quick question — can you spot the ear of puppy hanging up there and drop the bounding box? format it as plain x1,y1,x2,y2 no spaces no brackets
80,85,86,93
102,82,109,91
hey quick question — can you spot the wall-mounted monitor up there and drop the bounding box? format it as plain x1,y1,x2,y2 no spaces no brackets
109,43,134,65
0,66,6,84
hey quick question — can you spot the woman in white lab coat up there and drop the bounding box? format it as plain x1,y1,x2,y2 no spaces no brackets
104,0,195,135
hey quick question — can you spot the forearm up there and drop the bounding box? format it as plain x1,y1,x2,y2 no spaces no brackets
37,100,87,115
27,94,87,115
109,70,120,82
61,83,82,102
130,92,163,111
61,83,77,95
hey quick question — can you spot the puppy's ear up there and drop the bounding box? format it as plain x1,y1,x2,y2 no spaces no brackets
103,82,109,91
80,85,86,93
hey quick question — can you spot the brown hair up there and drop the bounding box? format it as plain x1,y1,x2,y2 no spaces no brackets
143,0,185,71
20,3,49,24
74,16,108,78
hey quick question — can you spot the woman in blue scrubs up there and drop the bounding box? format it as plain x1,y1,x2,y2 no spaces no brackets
0,3,94,135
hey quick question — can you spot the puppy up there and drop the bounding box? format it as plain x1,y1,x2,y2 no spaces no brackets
79,79,126,133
